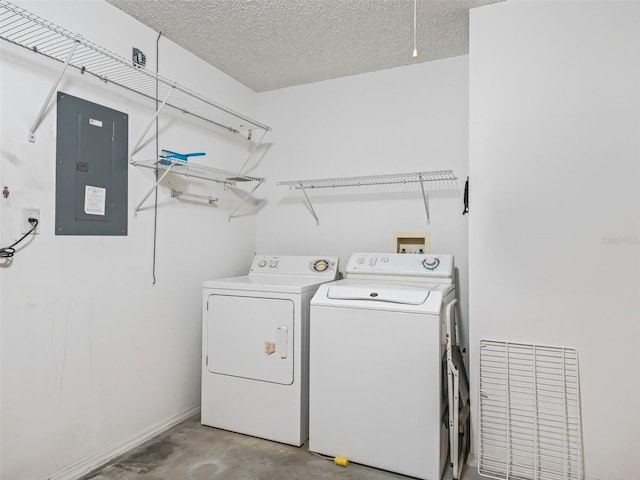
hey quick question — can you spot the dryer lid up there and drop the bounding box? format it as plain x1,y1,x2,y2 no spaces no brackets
326,282,431,305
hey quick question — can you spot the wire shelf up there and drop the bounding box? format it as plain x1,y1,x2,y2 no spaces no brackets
276,170,456,189
131,158,265,186
131,157,265,219
0,0,270,133
276,170,457,225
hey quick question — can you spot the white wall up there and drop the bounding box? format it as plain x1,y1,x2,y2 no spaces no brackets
0,1,261,479
255,56,470,341
469,2,640,479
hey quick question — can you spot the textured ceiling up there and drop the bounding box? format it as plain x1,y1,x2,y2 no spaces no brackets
105,0,503,92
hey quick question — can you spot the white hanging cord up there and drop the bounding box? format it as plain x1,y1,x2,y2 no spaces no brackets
412,0,418,58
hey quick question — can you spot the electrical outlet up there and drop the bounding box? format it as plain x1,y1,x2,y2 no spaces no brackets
21,207,40,234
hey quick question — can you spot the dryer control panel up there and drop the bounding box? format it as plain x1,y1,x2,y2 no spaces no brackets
250,254,339,278
345,253,453,282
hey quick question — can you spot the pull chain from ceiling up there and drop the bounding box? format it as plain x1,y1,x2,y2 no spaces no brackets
412,0,418,58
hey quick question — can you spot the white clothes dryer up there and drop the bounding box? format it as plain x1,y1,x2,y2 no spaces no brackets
309,252,456,480
202,254,339,446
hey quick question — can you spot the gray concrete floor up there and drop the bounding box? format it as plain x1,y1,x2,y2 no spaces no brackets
82,416,484,480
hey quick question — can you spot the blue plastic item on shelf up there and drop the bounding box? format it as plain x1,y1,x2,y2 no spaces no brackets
159,149,206,165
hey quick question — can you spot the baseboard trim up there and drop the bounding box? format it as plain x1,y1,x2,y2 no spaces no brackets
48,403,201,480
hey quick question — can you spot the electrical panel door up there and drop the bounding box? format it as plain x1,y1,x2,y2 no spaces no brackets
55,92,128,235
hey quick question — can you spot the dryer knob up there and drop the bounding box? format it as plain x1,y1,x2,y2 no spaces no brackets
258,260,267,268
269,260,278,268
313,259,329,272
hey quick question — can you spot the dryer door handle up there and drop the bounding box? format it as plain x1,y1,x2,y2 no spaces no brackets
276,326,288,359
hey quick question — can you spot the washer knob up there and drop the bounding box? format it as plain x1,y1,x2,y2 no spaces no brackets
269,260,278,268
422,257,440,270
258,260,267,268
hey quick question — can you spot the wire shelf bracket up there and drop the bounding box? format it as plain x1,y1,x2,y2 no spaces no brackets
0,0,271,151
238,129,268,175
227,181,263,222
129,86,175,160
133,161,176,213
276,170,456,225
28,37,78,142
299,184,320,226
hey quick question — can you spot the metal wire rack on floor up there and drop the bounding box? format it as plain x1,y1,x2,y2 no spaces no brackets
478,340,584,480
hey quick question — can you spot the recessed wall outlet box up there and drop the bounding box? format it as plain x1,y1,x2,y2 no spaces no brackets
21,207,40,234
393,232,430,254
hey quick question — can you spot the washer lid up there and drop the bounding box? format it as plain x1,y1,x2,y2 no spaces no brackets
327,283,431,305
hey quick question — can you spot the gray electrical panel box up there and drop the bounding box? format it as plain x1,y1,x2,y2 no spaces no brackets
56,92,128,235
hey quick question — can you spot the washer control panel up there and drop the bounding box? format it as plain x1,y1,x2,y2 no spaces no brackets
346,253,453,280
250,255,339,277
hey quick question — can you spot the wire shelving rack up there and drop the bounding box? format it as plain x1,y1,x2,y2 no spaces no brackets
0,0,270,155
277,170,457,225
132,157,265,221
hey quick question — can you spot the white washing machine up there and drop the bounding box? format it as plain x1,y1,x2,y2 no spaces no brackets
309,252,456,480
201,254,339,446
